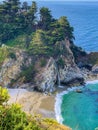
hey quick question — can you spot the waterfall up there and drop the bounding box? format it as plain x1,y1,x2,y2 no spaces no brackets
57,69,64,88
58,71,60,87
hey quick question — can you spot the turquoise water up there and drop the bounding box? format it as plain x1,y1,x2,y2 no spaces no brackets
61,83,98,130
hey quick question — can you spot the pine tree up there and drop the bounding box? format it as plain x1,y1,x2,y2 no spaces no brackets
39,7,52,30
27,1,37,33
0,0,20,23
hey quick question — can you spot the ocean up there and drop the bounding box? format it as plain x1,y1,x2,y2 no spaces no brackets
36,1,98,52
55,81,98,130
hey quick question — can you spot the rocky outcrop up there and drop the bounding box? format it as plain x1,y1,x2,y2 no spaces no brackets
0,40,86,92
34,39,84,92
59,39,84,86
92,65,98,73
80,66,98,81
0,48,32,87
35,57,58,92
59,65,84,86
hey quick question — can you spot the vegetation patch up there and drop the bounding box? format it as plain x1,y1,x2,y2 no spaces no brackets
8,52,16,60
0,47,9,66
57,57,65,68
40,58,47,67
0,0,74,59
0,46,17,67
19,64,36,83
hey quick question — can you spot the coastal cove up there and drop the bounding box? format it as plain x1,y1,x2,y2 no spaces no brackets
55,80,98,130
0,0,98,130
8,79,98,130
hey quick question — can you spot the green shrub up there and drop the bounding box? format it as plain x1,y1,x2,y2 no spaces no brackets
0,46,17,67
0,87,42,130
0,87,70,130
0,47,9,66
0,104,42,130
20,64,36,83
0,86,10,105
40,58,47,67
57,57,65,68
8,52,16,60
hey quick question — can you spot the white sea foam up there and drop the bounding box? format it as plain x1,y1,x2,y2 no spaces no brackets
55,86,84,124
86,80,98,85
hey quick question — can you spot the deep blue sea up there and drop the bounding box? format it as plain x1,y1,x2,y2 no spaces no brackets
36,1,98,52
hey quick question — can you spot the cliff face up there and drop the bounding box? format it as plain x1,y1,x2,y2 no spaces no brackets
0,48,32,87
35,57,58,92
1,40,98,92
0,40,85,92
35,39,84,92
58,39,84,86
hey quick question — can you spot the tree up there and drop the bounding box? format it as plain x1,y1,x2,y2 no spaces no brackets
0,0,21,42
22,1,29,11
39,7,52,30
0,0,20,23
26,1,37,33
58,16,74,40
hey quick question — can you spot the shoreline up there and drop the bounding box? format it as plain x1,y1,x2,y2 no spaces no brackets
8,79,98,123
55,79,98,124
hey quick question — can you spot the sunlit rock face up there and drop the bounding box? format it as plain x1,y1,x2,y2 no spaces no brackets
0,48,32,88
34,39,84,92
0,40,85,92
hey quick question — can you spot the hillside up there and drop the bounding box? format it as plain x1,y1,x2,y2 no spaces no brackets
0,1,98,92
1,1,98,130
0,0,88,92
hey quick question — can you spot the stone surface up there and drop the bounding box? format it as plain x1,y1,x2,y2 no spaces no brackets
1,39,97,92
34,39,84,92
0,49,32,87
35,57,58,92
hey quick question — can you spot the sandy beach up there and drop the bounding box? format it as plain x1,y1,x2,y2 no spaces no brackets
8,89,56,119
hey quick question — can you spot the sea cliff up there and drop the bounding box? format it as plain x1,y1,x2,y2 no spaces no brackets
0,40,98,93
